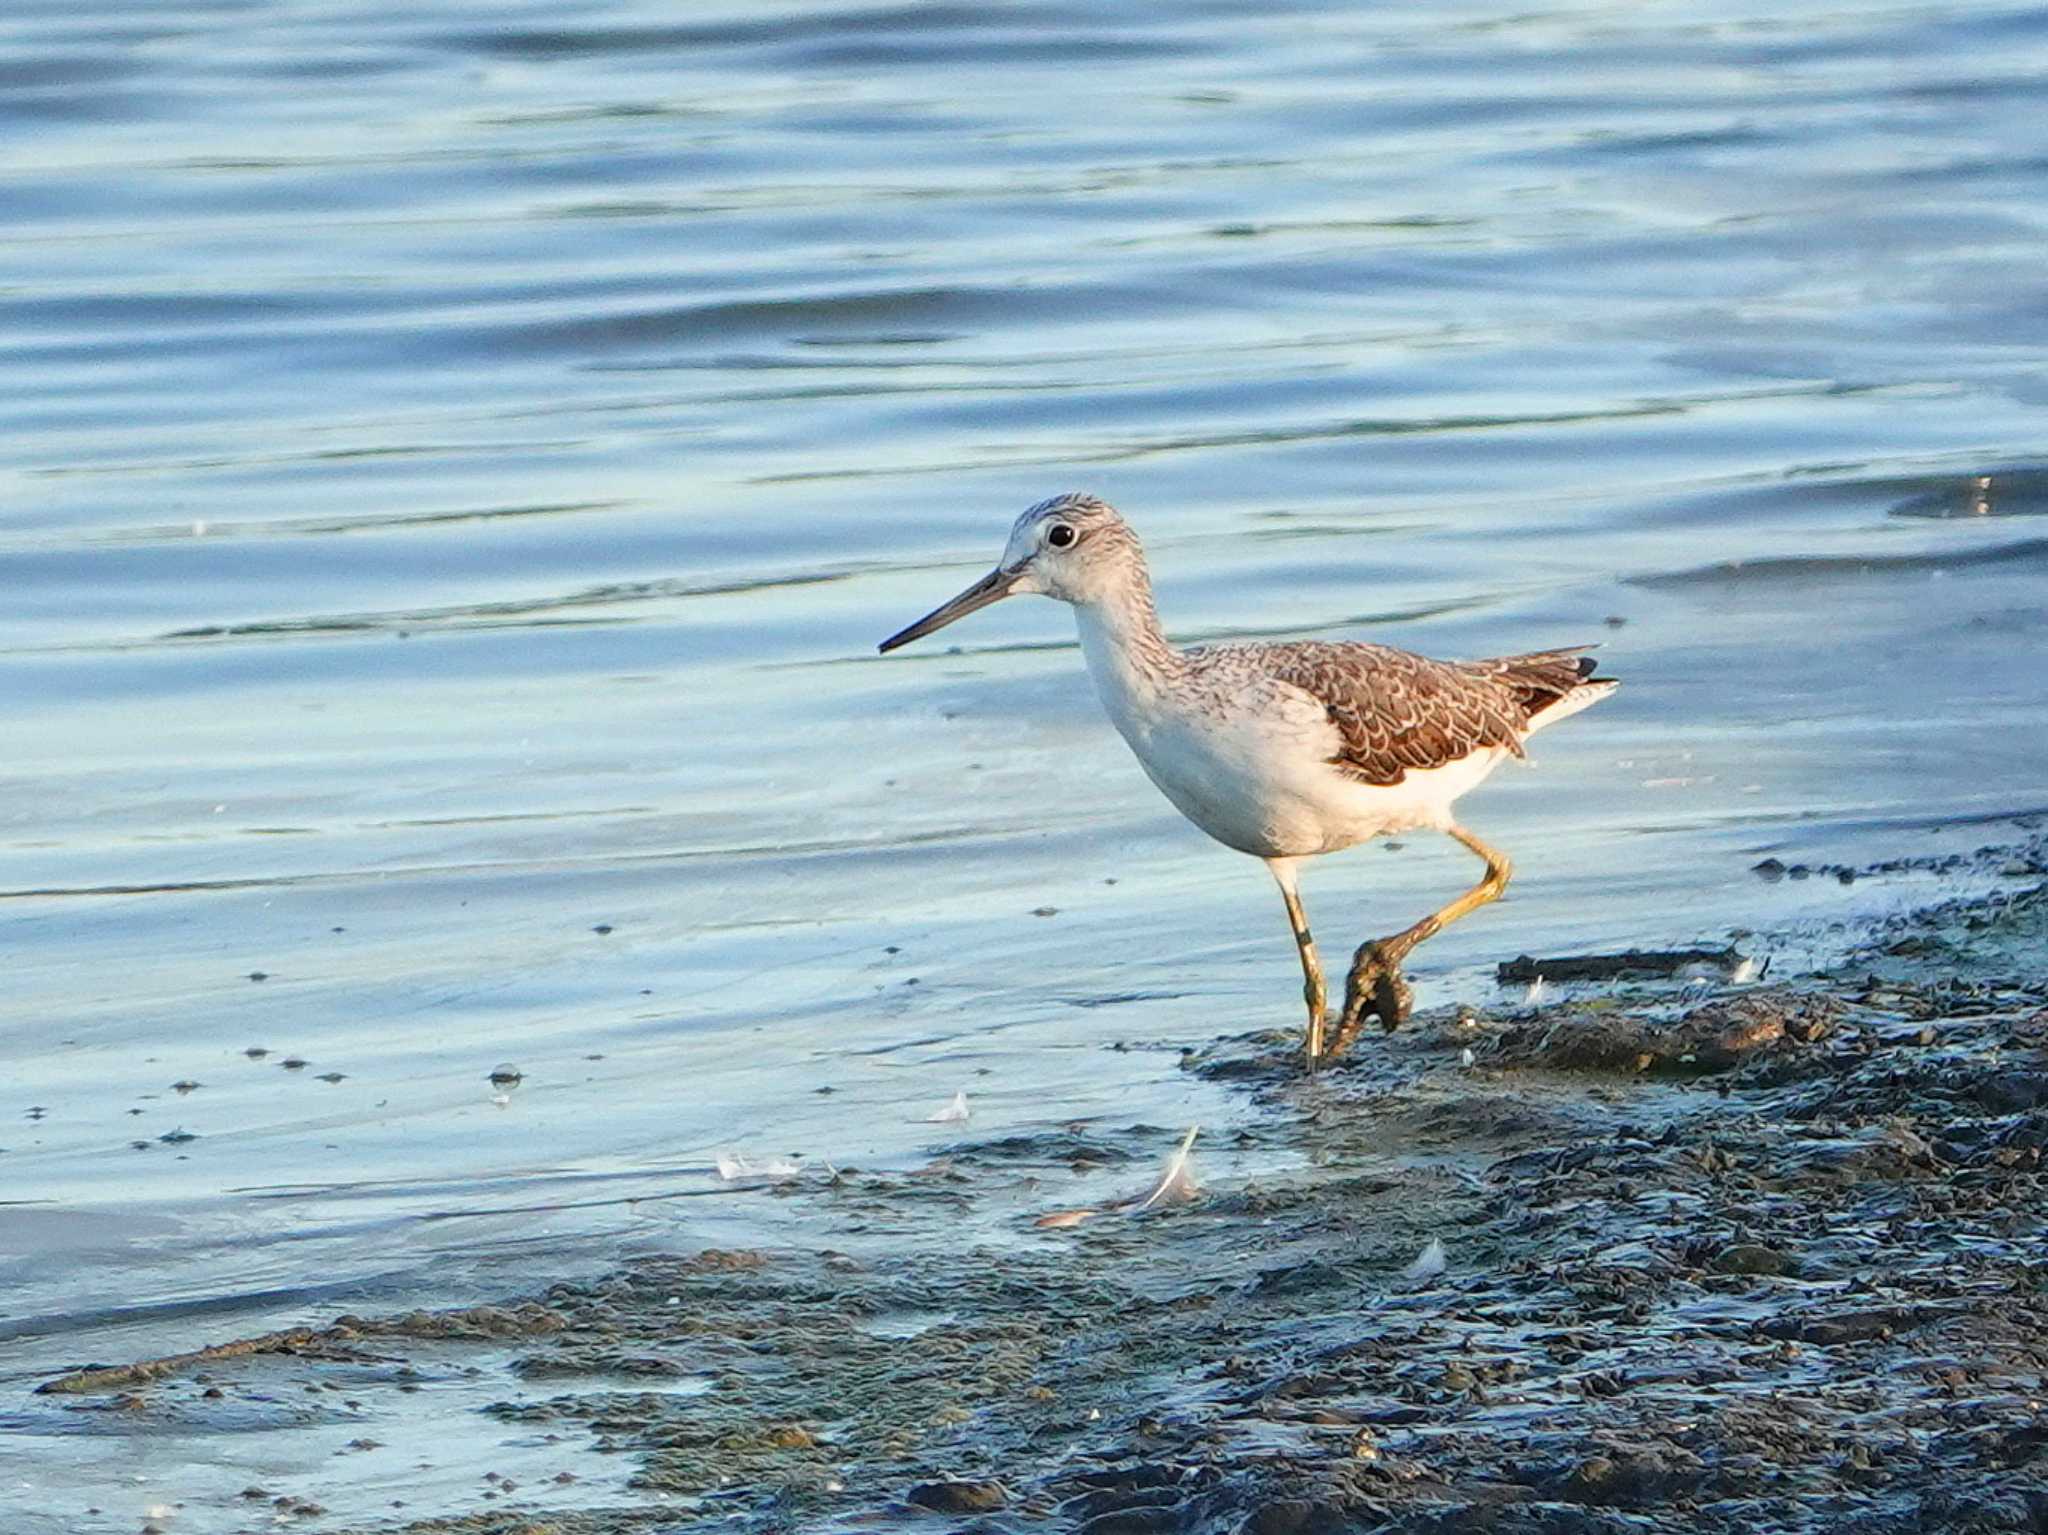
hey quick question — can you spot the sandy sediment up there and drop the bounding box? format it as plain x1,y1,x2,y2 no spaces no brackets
34,1306,566,1397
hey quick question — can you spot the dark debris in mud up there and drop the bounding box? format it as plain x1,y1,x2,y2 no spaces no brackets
1487,987,1842,1075
1751,832,2048,892
1495,946,1749,984
36,1303,566,1397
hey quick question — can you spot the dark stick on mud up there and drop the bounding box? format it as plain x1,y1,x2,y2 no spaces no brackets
1496,945,1747,983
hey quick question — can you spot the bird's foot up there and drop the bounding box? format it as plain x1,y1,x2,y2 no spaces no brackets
1332,939,1414,1056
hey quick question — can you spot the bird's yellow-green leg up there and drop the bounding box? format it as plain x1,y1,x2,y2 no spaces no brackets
1267,859,1328,1067
1333,825,1513,1056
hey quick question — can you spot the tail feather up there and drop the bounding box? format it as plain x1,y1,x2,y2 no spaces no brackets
1462,646,1617,733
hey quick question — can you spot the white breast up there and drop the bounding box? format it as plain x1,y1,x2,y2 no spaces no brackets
1076,612,1511,859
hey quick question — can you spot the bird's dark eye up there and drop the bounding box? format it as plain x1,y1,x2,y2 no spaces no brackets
1046,523,1077,549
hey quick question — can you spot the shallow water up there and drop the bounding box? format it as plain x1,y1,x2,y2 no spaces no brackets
3,0,2046,1527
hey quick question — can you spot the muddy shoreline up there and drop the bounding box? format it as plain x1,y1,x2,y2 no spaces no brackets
39,871,2048,1535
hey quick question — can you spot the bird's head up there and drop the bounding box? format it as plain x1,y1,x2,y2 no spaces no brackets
878,493,1144,652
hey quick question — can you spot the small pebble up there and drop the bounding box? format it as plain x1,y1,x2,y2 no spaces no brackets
907,1480,1008,1514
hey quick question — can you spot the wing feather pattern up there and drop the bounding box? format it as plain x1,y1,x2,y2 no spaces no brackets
1195,641,1605,788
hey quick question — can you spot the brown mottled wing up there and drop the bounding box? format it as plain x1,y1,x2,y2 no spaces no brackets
1251,641,1539,788
1458,647,1603,722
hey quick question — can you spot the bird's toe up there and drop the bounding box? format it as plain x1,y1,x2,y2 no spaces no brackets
1373,965,1414,1034
1333,939,1412,1054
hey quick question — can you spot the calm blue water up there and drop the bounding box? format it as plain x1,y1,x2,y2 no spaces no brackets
3,1,2047,1526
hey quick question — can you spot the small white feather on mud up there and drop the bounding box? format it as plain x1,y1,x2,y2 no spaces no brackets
926,1089,970,1123
1035,1126,1198,1228
1403,1236,1448,1281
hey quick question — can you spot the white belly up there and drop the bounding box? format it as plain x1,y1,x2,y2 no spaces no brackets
1106,681,1507,859
1071,604,1511,860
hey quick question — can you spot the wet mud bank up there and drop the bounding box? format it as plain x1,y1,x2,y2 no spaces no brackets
42,876,2048,1535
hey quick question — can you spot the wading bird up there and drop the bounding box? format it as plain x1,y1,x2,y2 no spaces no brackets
879,494,1615,1067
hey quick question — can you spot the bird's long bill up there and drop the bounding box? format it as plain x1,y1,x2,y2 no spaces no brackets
877,565,1021,653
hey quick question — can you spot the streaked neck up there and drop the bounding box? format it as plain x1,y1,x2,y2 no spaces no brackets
1072,567,1183,716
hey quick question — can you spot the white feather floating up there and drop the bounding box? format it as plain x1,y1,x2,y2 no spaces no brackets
1403,1236,1447,1282
927,1089,970,1124
1129,1125,1200,1214
715,1151,803,1183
